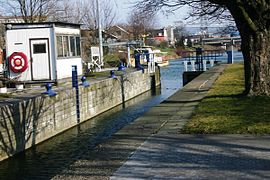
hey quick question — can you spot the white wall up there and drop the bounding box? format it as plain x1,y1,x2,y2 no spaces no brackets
55,27,80,35
56,58,83,79
6,28,53,81
6,25,82,82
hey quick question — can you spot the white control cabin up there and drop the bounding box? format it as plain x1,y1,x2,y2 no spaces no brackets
5,22,82,83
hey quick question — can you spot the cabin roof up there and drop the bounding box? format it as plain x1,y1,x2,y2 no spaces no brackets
5,22,81,30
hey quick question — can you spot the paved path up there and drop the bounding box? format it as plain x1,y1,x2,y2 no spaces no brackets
111,134,270,180
53,65,270,180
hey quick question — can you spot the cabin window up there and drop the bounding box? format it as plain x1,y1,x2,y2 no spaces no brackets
70,36,76,56
63,36,69,57
56,36,63,57
56,35,81,58
33,43,46,54
76,37,81,56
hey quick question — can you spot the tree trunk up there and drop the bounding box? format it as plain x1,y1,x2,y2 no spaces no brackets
241,30,270,96
227,2,270,96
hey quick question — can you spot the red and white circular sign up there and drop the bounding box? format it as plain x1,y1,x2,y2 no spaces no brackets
9,52,28,73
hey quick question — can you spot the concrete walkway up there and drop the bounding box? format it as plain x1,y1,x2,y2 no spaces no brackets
111,135,270,179
53,65,270,180
111,64,270,179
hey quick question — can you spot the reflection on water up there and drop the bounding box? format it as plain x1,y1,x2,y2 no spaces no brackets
217,51,244,62
0,60,185,180
161,60,185,94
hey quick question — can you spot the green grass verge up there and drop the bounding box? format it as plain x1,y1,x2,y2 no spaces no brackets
85,71,110,78
0,93,12,98
181,63,270,134
154,47,176,56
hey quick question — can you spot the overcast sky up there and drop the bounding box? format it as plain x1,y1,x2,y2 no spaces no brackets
113,0,189,27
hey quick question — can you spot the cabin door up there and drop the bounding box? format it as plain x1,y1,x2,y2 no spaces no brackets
30,39,51,80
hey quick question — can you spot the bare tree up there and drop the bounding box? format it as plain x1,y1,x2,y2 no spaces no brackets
127,10,157,41
134,0,270,96
174,20,187,39
216,23,238,37
0,0,60,22
50,1,87,24
0,0,116,28
81,0,116,30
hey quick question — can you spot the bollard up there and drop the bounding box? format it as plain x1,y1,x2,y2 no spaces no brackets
43,83,57,97
110,70,116,78
81,76,90,87
118,62,125,71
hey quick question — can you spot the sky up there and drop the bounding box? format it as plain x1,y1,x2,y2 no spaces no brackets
113,0,189,27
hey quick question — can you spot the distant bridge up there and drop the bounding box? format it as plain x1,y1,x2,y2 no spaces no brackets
103,41,143,47
202,36,241,46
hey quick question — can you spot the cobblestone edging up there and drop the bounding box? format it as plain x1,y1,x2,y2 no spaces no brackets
0,69,160,161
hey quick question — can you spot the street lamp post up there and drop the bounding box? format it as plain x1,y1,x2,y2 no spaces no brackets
96,0,104,68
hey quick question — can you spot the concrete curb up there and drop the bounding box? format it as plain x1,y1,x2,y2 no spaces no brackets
165,64,226,103
157,64,226,135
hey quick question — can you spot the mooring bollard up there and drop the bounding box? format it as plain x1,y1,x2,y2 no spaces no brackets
81,76,90,87
43,83,57,97
118,62,125,71
110,70,116,78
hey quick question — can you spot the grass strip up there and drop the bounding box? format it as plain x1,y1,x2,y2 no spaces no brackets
182,63,270,134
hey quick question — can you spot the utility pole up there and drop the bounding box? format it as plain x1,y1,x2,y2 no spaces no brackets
96,0,104,68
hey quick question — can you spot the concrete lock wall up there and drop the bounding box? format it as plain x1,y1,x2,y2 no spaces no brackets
0,69,160,161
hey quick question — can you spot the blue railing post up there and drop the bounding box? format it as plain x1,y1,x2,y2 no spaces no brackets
227,39,234,64
134,51,140,68
196,47,204,71
227,51,233,64
72,65,78,88
72,65,80,123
